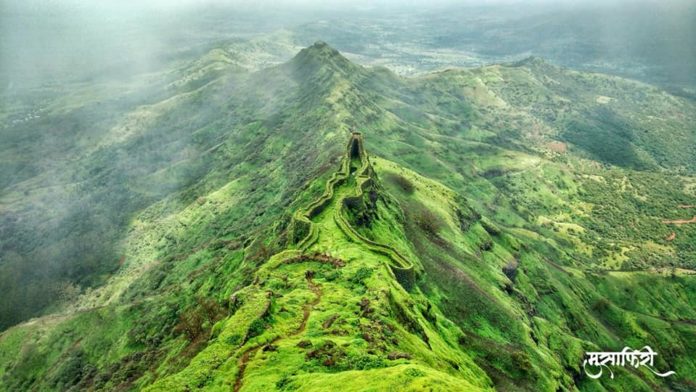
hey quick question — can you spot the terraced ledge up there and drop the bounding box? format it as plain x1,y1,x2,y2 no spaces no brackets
291,132,416,289
336,135,415,289
143,132,488,392
291,152,351,250
230,133,418,389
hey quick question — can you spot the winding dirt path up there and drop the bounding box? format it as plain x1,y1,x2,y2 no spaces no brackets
662,216,696,225
233,348,258,392
299,276,322,334
233,274,323,392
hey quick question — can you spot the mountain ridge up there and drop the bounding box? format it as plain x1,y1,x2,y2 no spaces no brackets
1,42,695,391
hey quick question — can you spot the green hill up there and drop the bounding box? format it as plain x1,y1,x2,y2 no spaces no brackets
1,42,695,391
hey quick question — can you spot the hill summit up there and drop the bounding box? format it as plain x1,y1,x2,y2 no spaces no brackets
286,41,360,79
1,42,695,391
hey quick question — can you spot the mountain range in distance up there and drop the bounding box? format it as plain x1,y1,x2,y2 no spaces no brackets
0,40,695,391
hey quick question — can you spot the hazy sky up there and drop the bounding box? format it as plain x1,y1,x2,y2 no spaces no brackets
2,0,694,90
7,0,690,11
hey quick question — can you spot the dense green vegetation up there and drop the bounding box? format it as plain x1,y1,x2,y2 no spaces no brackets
1,42,695,391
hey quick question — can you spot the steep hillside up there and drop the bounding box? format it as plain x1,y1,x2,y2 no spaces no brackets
143,133,491,391
1,42,695,391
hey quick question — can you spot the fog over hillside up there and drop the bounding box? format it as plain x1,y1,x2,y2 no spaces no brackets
1,2,695,391
2,0,695,90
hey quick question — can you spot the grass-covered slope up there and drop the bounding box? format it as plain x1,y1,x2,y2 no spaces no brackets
143,133,491,391
372,157,696,391
1,42,695,391
0,41,352,329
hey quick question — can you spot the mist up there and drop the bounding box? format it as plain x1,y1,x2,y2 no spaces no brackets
1,0,695,330
3,0,694,91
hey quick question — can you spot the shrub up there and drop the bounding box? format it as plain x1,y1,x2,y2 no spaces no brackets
174,297,226,341
225,334,242,346
275,375,296,390
502,260,518,281
323,270,341,281
351,267,373,285
351,354,387,370
405,368,426,378
411,204,444,237
305,340,347,369
387,173,415,194
479,239,493,251
247,318,268,339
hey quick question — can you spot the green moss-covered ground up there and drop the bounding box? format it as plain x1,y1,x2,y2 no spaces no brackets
2,42,695,391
